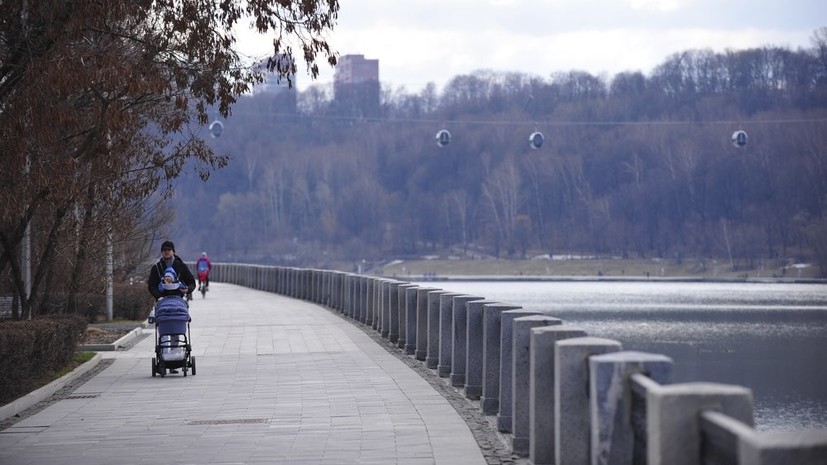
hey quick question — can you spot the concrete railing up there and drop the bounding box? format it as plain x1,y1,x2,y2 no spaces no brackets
211,263,827,465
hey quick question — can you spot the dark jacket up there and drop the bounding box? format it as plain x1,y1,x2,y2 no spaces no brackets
148,255,196,300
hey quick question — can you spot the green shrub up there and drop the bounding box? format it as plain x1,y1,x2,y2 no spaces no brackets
0,315,86,405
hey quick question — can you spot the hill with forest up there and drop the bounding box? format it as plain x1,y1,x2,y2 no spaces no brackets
170,40,827,278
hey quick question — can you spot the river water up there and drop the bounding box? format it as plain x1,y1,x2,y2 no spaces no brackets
413,280,827,432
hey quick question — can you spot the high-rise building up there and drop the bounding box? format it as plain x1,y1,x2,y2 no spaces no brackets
335,54,379,85
334,54,380,118
251,54,297,113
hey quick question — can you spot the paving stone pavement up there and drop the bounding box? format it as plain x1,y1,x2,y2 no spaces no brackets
0,283,519,465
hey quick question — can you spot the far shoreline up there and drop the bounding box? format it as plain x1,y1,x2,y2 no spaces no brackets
396,274,827,284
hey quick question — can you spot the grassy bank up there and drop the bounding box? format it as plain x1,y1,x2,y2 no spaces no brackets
373,257,822,281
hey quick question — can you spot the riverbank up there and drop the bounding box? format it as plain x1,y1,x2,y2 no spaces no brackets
372,256,825,283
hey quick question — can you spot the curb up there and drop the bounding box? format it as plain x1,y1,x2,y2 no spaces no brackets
78,327,144,352
0,353,103,422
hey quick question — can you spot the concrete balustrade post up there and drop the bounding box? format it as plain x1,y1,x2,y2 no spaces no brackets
511,315,562,457
437,292,463,377
481,302,522,415
371,278,380,330
342,275,352,317
353,275,361,321
311,270,320,303
276,266,285,295
497,309,542,433
388,281,401,343
317,270,324,304
465,300,495,400
373,278,387,336
320,270,328,305
555,337,623,465
307,269,314,301
450,296,485,388
529,325,587,465
290,268,298,298
277,266,285,294
365,278,375,327
589,351,673,465
356,275,370,324
350,276,359,320
426,291,455,370
322,270,329,304
379,280,390,338
375,278,384,333
426,290,452,369
396,284,417,349
647,382,753,465
359,276,368,324
340,272,348,312
333,271,339,306
415,287,438,361
404,286,420,354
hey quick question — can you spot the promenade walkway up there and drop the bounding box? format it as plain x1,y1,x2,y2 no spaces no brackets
0,284,490,465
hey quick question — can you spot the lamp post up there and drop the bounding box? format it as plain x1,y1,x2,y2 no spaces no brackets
22,155,31,319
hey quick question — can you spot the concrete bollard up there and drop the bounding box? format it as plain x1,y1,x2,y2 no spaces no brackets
427,290,453,370
648,382,753,465
415,287,438,361
388,281,402,344
511,315,562,457
437,292,463,377
379,280,391,338
403,285,419,353
450,295,484,388
530,325,587,465
555,337,622,465
365,278,374,327
465,300,496,400
351,274,360,320
358,276,368,324
396,284,415,347
589,351,673,465
371,278,381,331
481,303,522,415
497,309,541,433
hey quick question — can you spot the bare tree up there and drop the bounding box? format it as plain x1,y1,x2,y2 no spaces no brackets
0,0,340,316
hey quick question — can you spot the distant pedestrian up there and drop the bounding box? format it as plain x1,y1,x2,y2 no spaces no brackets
196,252,212,291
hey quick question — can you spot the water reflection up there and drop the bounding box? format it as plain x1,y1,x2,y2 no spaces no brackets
415,280,827,431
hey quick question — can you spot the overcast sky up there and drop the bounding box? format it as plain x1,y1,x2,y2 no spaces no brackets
237,0,826,93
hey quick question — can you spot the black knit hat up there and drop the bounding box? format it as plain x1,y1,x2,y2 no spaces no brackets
161,240,175,252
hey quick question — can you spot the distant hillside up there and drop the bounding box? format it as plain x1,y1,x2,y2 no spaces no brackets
173,40,827,278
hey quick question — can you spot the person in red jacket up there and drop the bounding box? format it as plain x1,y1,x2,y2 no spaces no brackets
196,251,212,291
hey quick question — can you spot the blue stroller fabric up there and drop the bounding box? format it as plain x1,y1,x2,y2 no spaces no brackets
155,296,190,335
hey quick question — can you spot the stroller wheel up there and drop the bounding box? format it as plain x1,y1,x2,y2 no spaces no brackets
191,356,196,376
152,357,157,377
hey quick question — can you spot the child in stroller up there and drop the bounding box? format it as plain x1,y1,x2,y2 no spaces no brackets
150,268,196,377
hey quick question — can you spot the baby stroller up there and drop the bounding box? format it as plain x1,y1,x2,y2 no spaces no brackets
150,296,196,377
